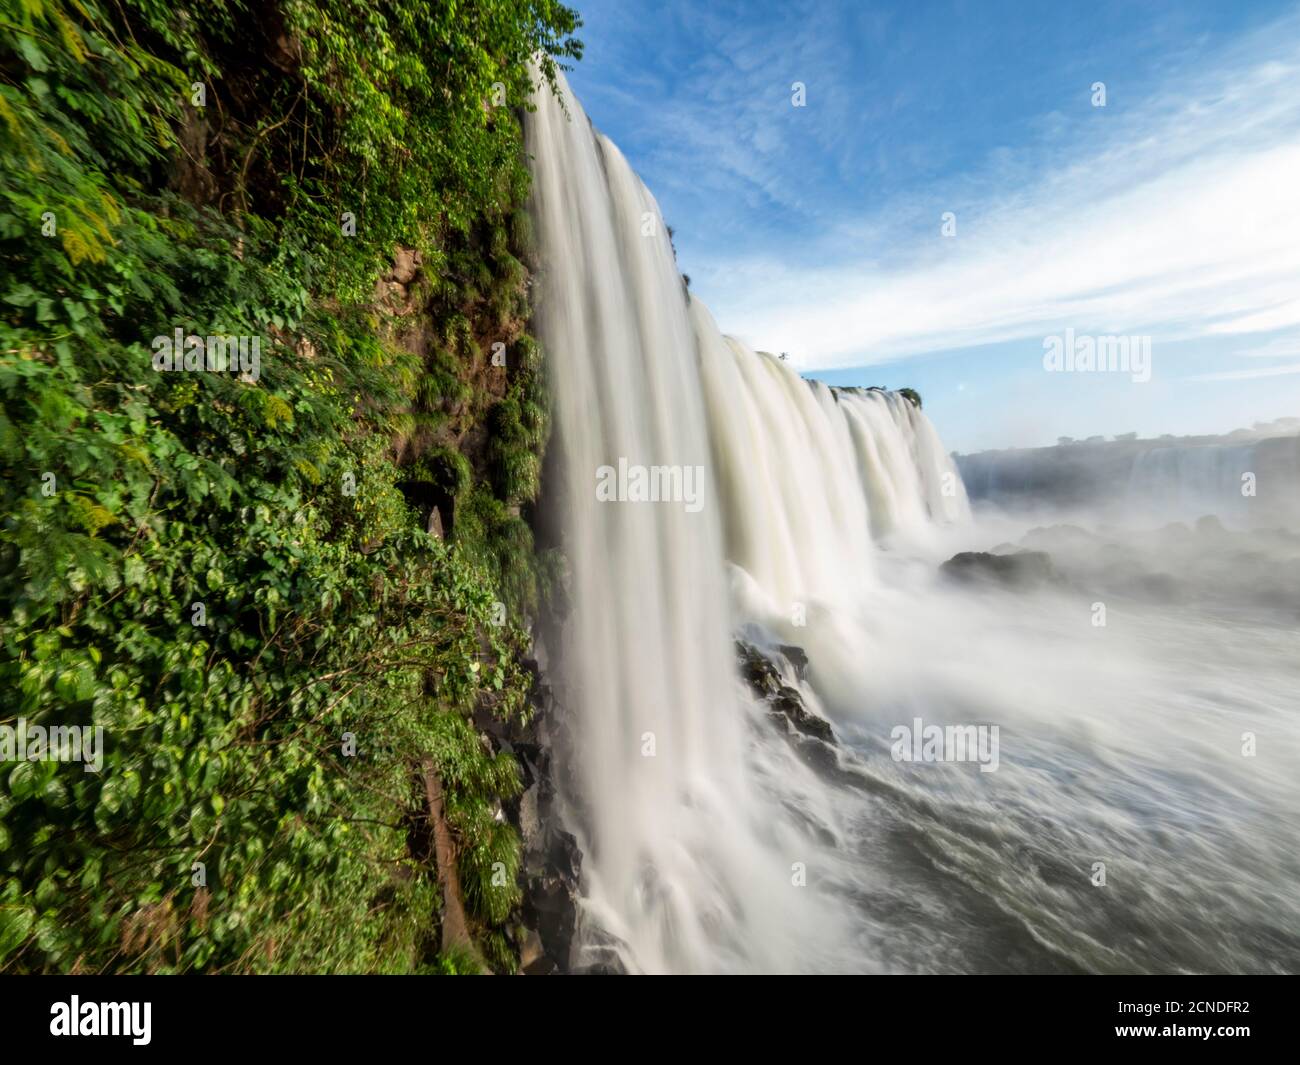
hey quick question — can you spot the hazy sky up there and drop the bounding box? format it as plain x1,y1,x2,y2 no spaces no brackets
562,0,1300,452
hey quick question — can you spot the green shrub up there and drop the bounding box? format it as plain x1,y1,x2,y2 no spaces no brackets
0,0,580,974
486,397,543,503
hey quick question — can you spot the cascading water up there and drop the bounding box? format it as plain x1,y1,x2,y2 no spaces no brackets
525,70,1300,975
957,436,1299,528
525,70,969,973
1124,443,1257,523
697,308,967,602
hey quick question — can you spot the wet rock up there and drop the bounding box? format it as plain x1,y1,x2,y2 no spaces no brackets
737,641,782,698
523,858,578,961
735,639,834,742
1195,514,1227,539
569,924,630,974
387,246,423,285
474,661,583,973
517,926,546,972
777,644,809,682
1021,523,1094,551
1135,572,1184,602
940,549,1058,588
770,684,834,742
517,771,541,841
521,952,557,976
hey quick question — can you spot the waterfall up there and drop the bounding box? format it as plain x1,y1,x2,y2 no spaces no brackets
696,309,968,612
1125,443,1257,523
956,437,1283,526
525,70,969,973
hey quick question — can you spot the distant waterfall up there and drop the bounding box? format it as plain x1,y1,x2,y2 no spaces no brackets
525,69,968,973
1125,443,1257,522
956,438,1281,525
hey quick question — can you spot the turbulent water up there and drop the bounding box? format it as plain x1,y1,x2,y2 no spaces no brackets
525,70,1300,974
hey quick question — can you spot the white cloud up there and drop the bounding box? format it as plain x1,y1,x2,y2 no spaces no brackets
1208,298,1300,336
1191,362,1300,382
697,17,1300,372
1230,335,1300,358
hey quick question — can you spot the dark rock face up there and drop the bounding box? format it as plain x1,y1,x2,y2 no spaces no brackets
1134,572,1184,603
387,246,423,285
521,843,578,973
567,925,631,975
770,684,834,742
940,549,1058,588
737,640,783,698
777,644,809,682
1195,514,1227,538
474,661,581,974
735,640,834,742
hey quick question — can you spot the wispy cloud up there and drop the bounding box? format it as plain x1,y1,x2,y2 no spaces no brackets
692,11,1300,371
567,1,1300,447
1191,362,1300,382
1230,335,1300,358
569,0,904,251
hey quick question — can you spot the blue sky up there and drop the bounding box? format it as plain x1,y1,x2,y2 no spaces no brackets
562,0,1300,451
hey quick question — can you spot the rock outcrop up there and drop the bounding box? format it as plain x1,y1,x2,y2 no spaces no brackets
940,549,1058,588
735,639,834,742
474,660,582,974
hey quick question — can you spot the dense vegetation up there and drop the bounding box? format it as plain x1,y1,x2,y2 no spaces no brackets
0,0,580,973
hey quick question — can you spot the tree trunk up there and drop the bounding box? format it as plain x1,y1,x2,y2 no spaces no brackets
421,758,484,970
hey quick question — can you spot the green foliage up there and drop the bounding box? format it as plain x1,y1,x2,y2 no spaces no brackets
431,942,483,976
409,447,474,501
283,0,583,302
0,0,580,973
899,387,923,409
483,332,550,504
487,397,540,502
508,207,536,267
454,486,542,619
479,927,518,975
